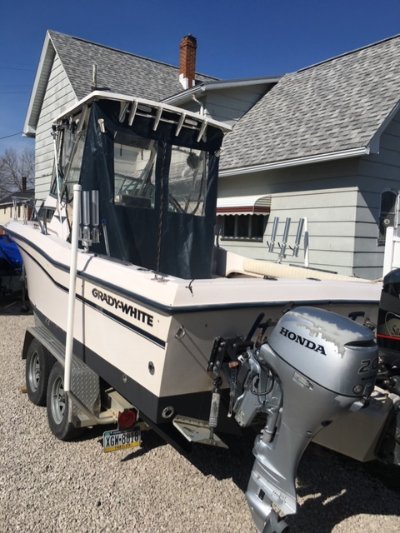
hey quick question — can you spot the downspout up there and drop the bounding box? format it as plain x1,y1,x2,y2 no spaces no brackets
192,94,205,116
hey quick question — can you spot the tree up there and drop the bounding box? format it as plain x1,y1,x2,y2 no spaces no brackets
0,148,34,199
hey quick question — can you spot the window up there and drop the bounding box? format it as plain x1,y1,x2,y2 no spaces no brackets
113,131,156,208
217,215,268,240
50,113,88,202
378,190,397,245
168,146,208,216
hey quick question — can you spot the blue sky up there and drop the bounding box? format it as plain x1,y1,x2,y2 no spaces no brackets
1,0,400,152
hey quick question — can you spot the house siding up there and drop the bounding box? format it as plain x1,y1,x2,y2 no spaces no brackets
218,159,362,276
177,85,270,127
219,107,400,281
354,111,400,278
35,54,77,199
204,86,268,126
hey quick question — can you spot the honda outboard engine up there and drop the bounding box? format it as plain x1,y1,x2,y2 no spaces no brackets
210,307,378,532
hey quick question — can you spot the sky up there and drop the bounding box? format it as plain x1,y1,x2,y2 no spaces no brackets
1,0,400,153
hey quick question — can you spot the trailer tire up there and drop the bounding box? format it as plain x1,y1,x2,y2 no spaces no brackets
26,339,53,406
47,362,79,441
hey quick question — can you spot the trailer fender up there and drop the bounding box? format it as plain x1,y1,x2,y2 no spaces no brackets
21,330,34,360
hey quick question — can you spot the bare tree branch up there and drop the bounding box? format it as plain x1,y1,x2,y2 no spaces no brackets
0,148,34,198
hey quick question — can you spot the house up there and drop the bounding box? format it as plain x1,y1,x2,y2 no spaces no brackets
0,178,34,235
24,31,278,199
214,36,400,280
24,31,400,279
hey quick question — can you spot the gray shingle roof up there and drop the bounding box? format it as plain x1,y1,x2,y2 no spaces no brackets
0,189,34,205
220,35,400,171
49,31,216,102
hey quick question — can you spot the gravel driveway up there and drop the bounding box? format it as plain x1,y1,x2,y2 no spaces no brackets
0,307,399,532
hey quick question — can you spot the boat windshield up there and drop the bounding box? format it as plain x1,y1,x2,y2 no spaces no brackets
113,130,208,216
61,98,224,278
50,111,88,202
113,131,157,209
168,145,207,216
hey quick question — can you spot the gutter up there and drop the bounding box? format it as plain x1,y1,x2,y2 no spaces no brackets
164,76,281,106
219,146,370,177
220,99,400,178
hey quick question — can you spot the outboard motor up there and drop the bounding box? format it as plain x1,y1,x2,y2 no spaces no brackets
211,307,378,532
377,268,400,394
375,269,400,466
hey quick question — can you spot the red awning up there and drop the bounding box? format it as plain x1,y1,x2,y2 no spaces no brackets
216,195,271,215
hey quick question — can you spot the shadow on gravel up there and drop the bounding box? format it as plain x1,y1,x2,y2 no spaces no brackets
286,443,400,532
0,294,31,315
183,428,256,491
121,430,166,461
159,431,400,532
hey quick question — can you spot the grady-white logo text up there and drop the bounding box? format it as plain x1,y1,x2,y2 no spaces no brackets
279,326,326,355
92,288,154,327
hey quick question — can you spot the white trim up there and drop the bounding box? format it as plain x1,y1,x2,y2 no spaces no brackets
219,147,370,177
23,32,54,136
216,194,271,216
217,194,271,208
56,90,232,132
368,99,400,154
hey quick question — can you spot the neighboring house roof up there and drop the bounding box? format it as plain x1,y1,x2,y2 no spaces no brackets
0,189,35,206
24,30,217,136
220,34,400,175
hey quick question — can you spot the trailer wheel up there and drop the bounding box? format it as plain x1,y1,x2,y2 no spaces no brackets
46,362,79,441
26,339,53,406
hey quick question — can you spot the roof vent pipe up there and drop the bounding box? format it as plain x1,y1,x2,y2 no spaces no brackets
91,64,97,91
179,35,197,90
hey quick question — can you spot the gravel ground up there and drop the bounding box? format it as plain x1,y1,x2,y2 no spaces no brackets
0,305,400,533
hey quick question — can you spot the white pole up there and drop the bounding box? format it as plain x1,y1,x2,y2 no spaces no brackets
304,217,309,268
64,184,81,393
383,226,395,277
52,134,62,215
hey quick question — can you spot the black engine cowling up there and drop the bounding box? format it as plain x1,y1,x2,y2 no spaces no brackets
377,269,400,393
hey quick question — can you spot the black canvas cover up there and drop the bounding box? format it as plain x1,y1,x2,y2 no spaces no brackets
79,100,223,279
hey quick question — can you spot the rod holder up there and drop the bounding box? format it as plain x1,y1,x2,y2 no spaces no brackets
79,189,100,249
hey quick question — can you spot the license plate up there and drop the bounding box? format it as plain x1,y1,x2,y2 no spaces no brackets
102,427,141,453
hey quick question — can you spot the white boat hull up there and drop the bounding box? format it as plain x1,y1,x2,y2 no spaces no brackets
8,220,381,426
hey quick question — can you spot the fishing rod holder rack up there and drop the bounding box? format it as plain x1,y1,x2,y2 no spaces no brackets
80,189,100,251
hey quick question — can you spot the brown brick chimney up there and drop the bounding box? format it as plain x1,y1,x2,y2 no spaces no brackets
21,176,27,192
179,35,197,90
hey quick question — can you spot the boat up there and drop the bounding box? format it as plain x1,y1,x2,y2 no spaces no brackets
0,234,23,298
5,91,386,531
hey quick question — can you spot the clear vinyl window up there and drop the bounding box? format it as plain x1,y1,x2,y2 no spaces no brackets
114,131,156,208
168,146,208,216
50,113,88,202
